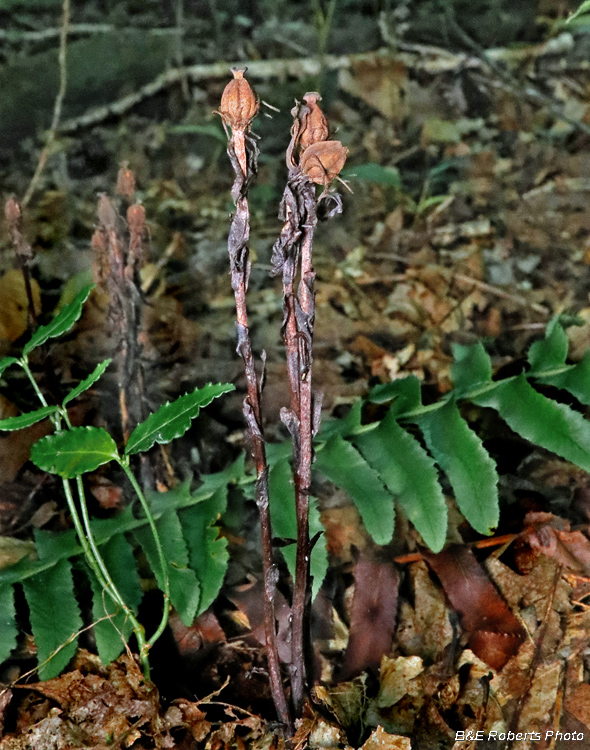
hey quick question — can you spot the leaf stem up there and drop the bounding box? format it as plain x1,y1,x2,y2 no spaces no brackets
120,459,170,654
20,356,151,676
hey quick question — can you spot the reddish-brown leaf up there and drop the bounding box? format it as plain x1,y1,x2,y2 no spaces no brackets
424,546,525,671
337,557,399,680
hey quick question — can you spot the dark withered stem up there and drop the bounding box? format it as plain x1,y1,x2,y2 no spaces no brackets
225,132,292,733
271,172,318,714
271,96,343,713
290,184,318,715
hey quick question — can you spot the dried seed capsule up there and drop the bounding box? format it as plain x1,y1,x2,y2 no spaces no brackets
298,92,329,152
219,68,259,131
97,194,118,230
127,202,146,234
4,196,21,226
299,140,348,188
116,164,136,199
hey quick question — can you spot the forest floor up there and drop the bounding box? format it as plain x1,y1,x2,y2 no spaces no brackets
3,1,590,749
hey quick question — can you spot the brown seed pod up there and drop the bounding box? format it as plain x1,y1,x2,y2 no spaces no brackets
4,196,21,226
299,140,348,188
219,67,259,131
298,92,329,152
97,194,118,230
116,164,136,200
127,202,146,234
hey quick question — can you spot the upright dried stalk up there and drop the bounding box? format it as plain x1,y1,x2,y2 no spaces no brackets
5,198,38,328
271,94,346,713
92,169,147,447
219,70,291,732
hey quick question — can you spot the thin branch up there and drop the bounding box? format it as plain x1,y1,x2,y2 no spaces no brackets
22,0,70,208
57,41,590,135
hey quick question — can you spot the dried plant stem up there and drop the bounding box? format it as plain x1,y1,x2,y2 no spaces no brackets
271,166,323,715
225,135,292,732
287,186,318,715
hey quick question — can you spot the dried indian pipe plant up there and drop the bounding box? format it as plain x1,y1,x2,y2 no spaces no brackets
5,197,38,328
218,69,291,732
91,167,148,450
271,93,347,714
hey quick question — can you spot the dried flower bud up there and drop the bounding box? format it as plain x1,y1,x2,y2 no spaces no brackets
116,164,136,200
5,196,34,263
127,202,146,234
298,92,329,152
299,140,348,188
219,68,259,131
97,194,117,230
4,197,21,226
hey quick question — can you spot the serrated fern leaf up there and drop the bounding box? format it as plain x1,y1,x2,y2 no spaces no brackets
416,401,499,536
269,457,328,601
31,427,119,478
369,375,422,413
180,486,230,615
527,318,568,371
354,409,447,552
62,359,112,406
0,405,58,431
134,509,200,626
451,341,493,394
0,585,18,664
472,374,590,472
534,352,590,407
22,559,83,679
88,534,143,665
0,357,18,378
125,383,234,456
315,435,395,546
567,0,590,23
316,400,363,442
23,285,94,357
